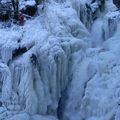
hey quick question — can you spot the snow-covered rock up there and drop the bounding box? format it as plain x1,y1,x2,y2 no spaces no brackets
20,0,37,16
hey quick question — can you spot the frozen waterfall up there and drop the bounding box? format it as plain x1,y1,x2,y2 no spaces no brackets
0,0,120,120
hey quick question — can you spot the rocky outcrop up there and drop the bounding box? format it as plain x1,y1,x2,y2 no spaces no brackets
0,3,11,21
20,1,37,16
113,0,120,8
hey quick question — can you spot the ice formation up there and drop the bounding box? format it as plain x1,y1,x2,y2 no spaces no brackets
0,0,120,120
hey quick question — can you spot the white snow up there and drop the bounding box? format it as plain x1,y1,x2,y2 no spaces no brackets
25,1,36,6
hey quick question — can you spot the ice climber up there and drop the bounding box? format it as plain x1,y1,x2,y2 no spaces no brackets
18,12,24,25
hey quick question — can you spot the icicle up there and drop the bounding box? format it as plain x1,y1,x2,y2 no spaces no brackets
0,62,12,103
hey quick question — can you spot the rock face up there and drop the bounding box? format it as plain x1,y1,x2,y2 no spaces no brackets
24,4,37,16
0,3,11,21
113,0,120,8
20,1,37,16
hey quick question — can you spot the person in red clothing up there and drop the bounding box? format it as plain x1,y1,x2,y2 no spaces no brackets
18,12,24,26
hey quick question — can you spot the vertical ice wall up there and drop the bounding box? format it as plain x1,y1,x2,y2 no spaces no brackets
63,1,120,120
70,0,105,30
0,0,92,119
103,11,120,40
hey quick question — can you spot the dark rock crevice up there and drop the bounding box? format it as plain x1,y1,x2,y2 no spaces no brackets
113,0,120,8
12,47,27,58
57,86,69,120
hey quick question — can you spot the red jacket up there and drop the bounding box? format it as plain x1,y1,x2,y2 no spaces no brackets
19,13,24,25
